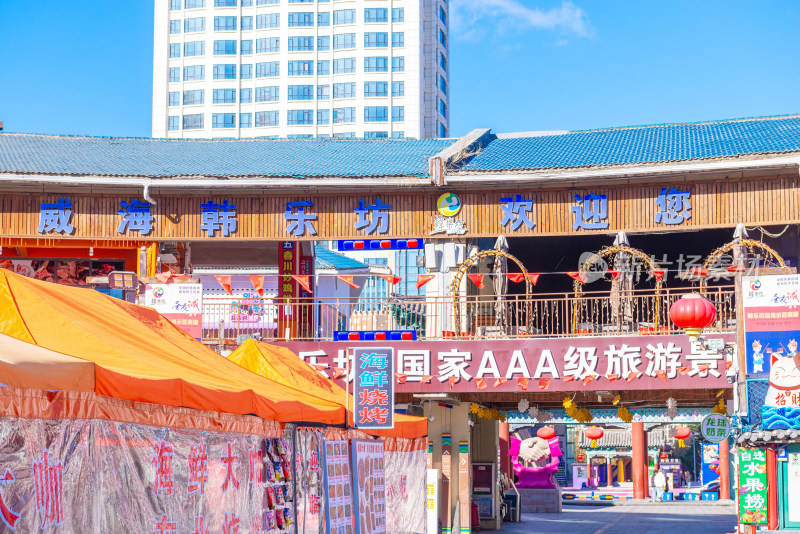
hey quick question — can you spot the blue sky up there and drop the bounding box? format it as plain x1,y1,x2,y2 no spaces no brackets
0,0,798,137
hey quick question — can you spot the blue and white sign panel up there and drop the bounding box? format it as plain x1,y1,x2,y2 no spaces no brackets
353,347,395,430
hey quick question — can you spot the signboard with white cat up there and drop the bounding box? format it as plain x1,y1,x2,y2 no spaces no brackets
742,275,800,429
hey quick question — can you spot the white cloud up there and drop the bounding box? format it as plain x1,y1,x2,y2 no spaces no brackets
451,0,594,42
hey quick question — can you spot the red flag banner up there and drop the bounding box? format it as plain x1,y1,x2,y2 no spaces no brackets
517,377,529,391
377,275,402,285
416,274,435,289
538,377,551,390
607,374,620,382
475,377,487,390
506,273,525,283
609,270,620,280
248,275,265,297
337,275,360,289
214,275,233,295
333,368,345,380
421,375,433,384
583,375,595,385
395,373,408,384
467,273,485,289
493,378,508,388
626,372,638,382
292,275,313,293
566,271,588,284
678,367,690,375
526,273,541,286
448,376,459,390
656,370,668,382
652,269,666,281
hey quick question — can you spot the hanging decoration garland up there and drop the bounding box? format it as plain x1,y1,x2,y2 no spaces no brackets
469,403,507,422
563,397,593,424
666,397,678,420
518,398,530,413
617,406,634,423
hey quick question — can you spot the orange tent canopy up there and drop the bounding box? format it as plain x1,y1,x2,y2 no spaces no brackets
0,270,344,425
228,339,428,439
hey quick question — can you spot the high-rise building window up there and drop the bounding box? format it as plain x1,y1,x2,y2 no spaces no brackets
183,65,205,81
256,61,280,77
392,131,404,139
333,9,355,25
168,116,180,131
364,8,387,22
333,82,356,99
184,17,205,32
183,114,204,130
256,13,280,29
317,85,330,99
241,16,253,30
169,43,181,58
288,12,314,27
213,88,237,103
289,0,314,3
242,0,252,6
241,40,253,55
333,33,356,50
439,123,447,137
318,12,330,26
255,86,280,102
364,131,388,139
364,56,388,72
214,16,238,31
184,41,205,57
288,36,314,51
287,110,314,125
392,81,404,97
255,110,279,127
392,56,404,72
333,107,355,124
215,0,237,6
364,106,388,122
317,60,330,75
317,35,330,51
170,0,182,10
333,58,355,74
240,112,253,127
288,134,314,139
288,60,314,76
214,40,237,55
183,89,205,105
439,6,447,24
170,20,181,34
439,99,447,118
288,85,314,100
392,32,404,47
392,106,404,122
364,32,388,48
257,0,278,4
256,37,280,53
364,81,388,97
212,113,237,128
185,0,205,8
439,29,447,48
317,109,330,125
392,8,404,22
213,64,237,79
396,249,426,296
240,88,253,103
333,132,355,138
169,67,180,83
440,52,447,71
241,64,253,79
439,76,447,95
169,91,180,107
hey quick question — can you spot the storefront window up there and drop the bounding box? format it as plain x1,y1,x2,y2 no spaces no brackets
0,257,125,286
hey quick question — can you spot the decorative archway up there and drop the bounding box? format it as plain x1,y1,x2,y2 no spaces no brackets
450,249,533,336
571,245,665,334
700,238,786,293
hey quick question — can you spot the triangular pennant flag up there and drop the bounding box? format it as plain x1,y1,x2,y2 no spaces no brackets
656,370,668,382
506,273,525,283
467,273,485,289
538,377,551,390
517,377,529,391
493,378,508,388
566,271,587,284
699,364,710,374
155,271,173,284
626,372,638,382
563,376,575,382
652,269,666,281
689,267,709,277
292,275,313,293
725,361,733,371
583,375,595,385
607,374,620,382
526,273,541,286
678,367,690,375
448,376,459,390
726,265,746,272
377,275,402,285
395,373,408,384
332,368,345,380
310,363,328,372
248,275,265,297
475,377,487,390
214,275,233,295
337,275,360,289
609,270,620,280
421,375,433,384
416,274,435,289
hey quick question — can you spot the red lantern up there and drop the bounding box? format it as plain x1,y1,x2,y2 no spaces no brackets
577,454,585,463
669,293,717,340
674,426,691,448
537,426,556,440
659,453,669,461
584,427,604,448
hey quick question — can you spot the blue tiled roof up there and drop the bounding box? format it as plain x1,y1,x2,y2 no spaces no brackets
457,115,800,172
314,246,368,271
0,134,456,178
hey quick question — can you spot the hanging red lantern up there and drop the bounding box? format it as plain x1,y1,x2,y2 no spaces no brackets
674,426,691,448
669,293,717,340
577,454,585,463
584,427,604,448
659,452,669,461
537,426,556,440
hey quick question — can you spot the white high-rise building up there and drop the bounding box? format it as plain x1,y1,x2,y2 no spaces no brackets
152,0,450,139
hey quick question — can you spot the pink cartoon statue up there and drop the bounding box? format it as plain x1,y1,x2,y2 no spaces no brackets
508,431,563,489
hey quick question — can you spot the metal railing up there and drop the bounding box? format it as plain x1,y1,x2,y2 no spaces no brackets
200,286,735,344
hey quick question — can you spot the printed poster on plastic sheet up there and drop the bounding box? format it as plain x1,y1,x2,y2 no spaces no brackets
144,283,203,339
322,440,355,534
351,439,386,534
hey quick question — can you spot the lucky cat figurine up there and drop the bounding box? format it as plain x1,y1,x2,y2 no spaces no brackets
761,352,800,429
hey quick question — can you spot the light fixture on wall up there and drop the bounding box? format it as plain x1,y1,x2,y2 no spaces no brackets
89,247,94,257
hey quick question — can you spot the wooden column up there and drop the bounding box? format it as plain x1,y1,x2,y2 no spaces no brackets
617,459,625,483
606,456,614,487
632,422,645,499
718,438,730,500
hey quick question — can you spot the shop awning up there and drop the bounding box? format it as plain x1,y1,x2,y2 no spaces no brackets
228,339,428,439
0,270,345,425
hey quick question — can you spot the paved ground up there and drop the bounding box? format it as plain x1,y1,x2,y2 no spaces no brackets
498,502,737,534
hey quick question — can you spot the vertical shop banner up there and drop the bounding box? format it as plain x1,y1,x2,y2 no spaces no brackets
321,440,355,534
738,448,768,525
144,283,202,339
742,275,800,376
351,440,386,534
295,428,325,534
279,242,298,338
353,348,395,430
701,443,720,484
426,469,439,534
